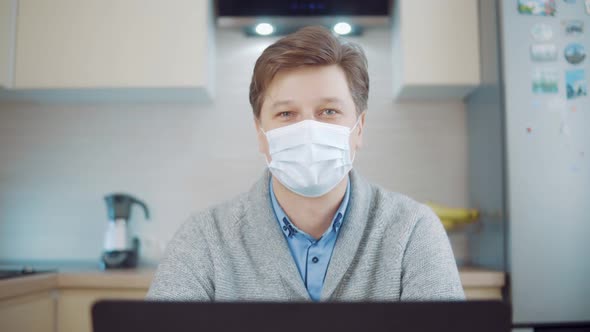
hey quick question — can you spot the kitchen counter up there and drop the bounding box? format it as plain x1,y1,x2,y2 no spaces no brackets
0,268,154,301
56,268,154,289
0,267,505,301
459,267,505,288
0,273,59,300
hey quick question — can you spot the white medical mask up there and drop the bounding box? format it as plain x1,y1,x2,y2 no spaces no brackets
261,118,360,197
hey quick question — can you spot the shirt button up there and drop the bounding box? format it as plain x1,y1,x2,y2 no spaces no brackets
312,257,319,263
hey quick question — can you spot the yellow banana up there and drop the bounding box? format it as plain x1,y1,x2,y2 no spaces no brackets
425,202,480,231
440,218,454,230
426,202,479,222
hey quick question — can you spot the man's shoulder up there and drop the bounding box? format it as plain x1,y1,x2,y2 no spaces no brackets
169,193,247,252
365,181,450,253
185,193,248,235
368,182,431,219
363,181,437,236
166,170,270,253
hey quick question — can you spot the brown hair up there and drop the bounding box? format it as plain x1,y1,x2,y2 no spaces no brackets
249,25,369,118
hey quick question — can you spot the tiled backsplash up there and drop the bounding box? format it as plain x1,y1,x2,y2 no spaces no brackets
0,28,468,264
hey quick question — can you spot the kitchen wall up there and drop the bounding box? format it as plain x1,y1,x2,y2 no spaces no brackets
0,27,469,264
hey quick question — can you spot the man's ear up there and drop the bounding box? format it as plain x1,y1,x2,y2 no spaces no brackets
254,116,261,131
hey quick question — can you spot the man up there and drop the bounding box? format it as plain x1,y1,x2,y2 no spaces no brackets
147,26,464,302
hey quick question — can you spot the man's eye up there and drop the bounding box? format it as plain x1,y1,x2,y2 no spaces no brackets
322,109,338,116
279,111,292,118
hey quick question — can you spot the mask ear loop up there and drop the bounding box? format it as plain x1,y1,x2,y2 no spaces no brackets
349,115,363,163
350,116,362,133
258,126,272,165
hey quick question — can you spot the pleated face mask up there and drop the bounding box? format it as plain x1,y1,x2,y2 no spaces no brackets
261,119,359,197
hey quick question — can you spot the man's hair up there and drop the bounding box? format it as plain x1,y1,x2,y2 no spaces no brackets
249,25,369,118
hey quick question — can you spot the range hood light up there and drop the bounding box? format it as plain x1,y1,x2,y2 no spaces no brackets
255,23,274,36
333,22,352,35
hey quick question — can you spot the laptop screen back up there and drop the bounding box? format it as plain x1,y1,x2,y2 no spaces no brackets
92,300,511,332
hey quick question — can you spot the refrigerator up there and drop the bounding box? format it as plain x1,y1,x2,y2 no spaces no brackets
466,0,590,328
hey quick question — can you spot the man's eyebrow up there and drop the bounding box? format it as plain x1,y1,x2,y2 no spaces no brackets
319,97,344,104
270,97,344,108
271,100,294,108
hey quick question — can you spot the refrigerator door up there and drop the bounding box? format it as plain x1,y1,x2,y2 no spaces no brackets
500,0,590,325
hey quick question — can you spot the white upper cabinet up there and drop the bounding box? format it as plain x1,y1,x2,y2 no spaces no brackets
0,0,16,88
392,0,481,100
13,0,214,97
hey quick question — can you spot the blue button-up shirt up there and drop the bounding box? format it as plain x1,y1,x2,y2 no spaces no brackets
269,178,350,301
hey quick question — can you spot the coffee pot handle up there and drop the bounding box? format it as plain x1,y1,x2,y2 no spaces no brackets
132,198,150,220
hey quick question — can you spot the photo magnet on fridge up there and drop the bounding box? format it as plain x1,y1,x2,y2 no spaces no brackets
564,43,586,64
547,97,567,113
586,0,590,13
562,20,584,36
565,69,588,99
531,44,558,61
518,0,557,16
532,68,559,94
559,120,571,136
531,23,554,41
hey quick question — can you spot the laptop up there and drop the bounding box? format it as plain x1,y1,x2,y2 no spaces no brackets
92,300,511,332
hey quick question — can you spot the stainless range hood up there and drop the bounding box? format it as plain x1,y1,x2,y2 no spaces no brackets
217,0,390,17
216,0,390,33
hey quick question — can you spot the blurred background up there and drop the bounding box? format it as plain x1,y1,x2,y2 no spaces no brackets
0,0,588,331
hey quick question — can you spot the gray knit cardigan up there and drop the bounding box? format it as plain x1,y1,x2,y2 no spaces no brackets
147,169,465,301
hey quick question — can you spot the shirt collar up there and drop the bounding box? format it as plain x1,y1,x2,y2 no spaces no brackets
269,176,350,240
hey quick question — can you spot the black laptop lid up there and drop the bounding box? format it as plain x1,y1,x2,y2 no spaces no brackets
93,300,511,332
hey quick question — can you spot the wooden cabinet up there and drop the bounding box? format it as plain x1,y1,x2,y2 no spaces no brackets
12,0,213,97
0,286,145,332
0,268,504,332
54,287,497,332
461,268,505,300
0,0,16,88
57,288,146,332
391,0,481,100
0,285,498,332
0,291,56,332
464,287,502,300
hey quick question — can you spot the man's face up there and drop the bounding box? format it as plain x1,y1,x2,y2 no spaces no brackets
255,64,366,161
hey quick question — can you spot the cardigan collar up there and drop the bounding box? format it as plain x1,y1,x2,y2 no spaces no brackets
244,168,372,301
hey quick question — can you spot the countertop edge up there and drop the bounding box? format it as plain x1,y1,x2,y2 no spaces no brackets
1,268,505,300
0,273,58,300
459,269,506,287
57,270,154,289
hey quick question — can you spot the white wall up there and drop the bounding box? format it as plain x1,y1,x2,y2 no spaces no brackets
0,27,468,264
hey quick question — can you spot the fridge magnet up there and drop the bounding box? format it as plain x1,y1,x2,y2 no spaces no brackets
532,68,559,94
518,0,556,16
564,43,586,64
586,0,590,13
531,23,554,41
531,44,558,61
547,97,567,112
565,69,588,99
563,20,584,36
563,0,576,3
569,164,580,173
559,120,571,136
